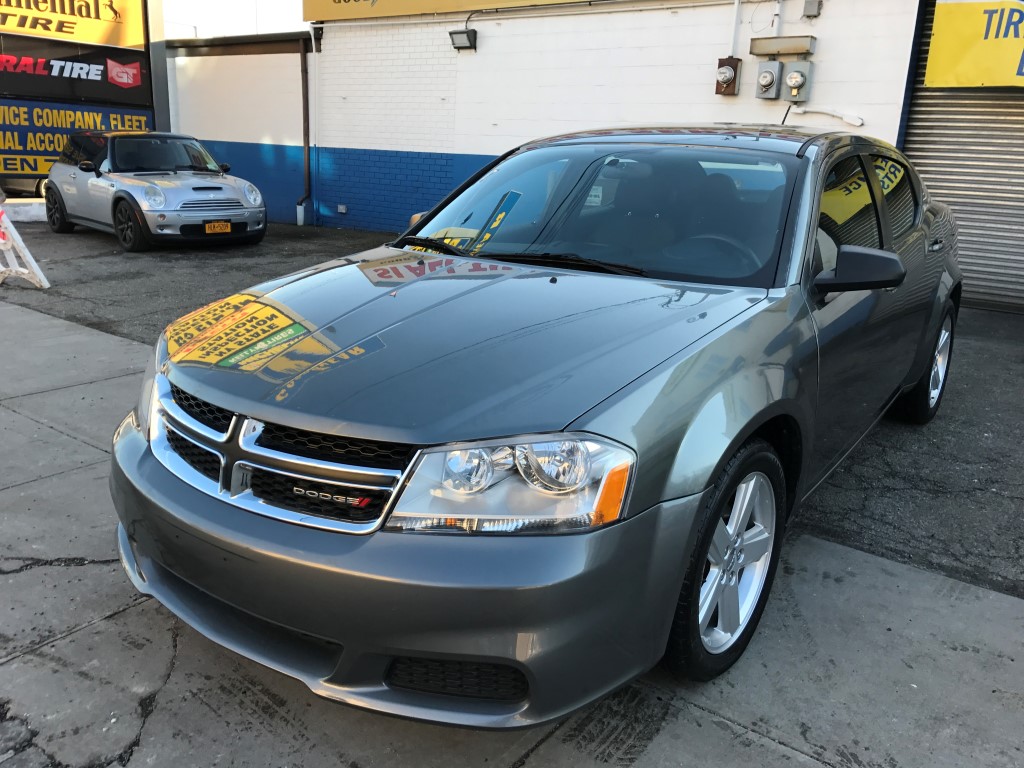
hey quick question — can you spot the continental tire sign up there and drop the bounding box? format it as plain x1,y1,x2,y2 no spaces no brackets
0,0,145,50
926,0,1024,86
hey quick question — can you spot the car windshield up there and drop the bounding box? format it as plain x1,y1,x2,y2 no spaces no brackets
112,137,219,173
411,144,796,286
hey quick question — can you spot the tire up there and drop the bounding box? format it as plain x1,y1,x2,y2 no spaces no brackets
45,187,75,234
35,178,48,198
893,305,955,425
114,200,150,252
664,438,787,681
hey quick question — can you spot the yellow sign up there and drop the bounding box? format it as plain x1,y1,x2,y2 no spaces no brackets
0,0,146,50
305,0,572,21
926,0,1024,87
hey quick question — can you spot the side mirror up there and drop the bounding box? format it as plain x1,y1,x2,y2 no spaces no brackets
78,160,99,176
408,211,427,227
219,163,231,174
813,245,906,293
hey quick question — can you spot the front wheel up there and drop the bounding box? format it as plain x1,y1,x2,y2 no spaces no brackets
893,305,955,424
45,188,75,234
114,201,150,252
664,438,787,681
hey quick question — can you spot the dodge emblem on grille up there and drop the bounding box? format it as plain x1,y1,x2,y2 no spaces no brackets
293,486,371,507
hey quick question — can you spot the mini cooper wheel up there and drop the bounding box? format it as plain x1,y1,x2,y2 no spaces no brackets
664,438,787,681
45,188,74,234
114,201,151,253
894,305,955,425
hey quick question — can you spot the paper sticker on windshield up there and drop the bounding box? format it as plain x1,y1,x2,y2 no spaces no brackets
586,186,603,206
468,190,522,254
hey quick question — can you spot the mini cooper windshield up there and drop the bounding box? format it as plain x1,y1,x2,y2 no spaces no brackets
406,144,797,286
112,136,221,173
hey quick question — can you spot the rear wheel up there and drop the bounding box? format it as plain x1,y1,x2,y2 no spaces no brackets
664,439,787,681
45,188,75,234
893,305,955,424
114,201,150,252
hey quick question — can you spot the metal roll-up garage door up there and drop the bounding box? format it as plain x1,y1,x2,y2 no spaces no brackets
902,0,1024,311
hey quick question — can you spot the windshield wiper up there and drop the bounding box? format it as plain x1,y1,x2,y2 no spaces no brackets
390,235,469,258
482,252,647,277
176,164,220,174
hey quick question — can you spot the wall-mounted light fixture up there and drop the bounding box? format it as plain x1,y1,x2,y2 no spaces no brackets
449,28,478,51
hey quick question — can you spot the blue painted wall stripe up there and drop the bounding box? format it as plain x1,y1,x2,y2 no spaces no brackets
199,139,306,224
314,147,496,232
189,140,496,232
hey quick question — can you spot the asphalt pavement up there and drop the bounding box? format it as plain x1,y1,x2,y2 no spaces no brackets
0,223,1022,767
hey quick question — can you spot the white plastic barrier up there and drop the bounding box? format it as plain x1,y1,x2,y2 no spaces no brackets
0,207,50,289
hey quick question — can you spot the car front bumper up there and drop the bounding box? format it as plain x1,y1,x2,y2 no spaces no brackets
109,413,704,728
140,207,266,239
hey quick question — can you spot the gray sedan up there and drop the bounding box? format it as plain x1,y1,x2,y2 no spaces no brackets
109,125,960,728
46,131,267,251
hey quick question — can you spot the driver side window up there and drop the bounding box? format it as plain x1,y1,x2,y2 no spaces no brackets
814,156,881,275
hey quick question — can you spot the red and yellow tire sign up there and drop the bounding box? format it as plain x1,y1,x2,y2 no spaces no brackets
926,0,1024,87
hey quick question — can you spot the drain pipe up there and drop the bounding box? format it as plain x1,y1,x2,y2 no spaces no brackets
295,33,311,226
729,0,741,56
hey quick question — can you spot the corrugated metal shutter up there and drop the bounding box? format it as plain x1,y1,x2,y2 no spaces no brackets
902,0,1024,311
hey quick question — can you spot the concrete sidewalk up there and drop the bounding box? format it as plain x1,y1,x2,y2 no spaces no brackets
1,301,1021,768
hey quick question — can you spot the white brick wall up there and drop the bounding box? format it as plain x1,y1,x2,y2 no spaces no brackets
316,0,919,154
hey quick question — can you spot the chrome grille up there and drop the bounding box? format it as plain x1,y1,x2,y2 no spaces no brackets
249,468,387,523
179,199,245,211
166,427,221,482
170,383,233,432
257,422,414,470
151,376,416,534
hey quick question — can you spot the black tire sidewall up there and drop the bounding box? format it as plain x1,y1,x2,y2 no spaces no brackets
116,202,149,252
665,439,787,681
45,188,71,233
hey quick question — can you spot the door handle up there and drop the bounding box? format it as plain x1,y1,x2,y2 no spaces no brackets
69,172,77,179
929,239,944,252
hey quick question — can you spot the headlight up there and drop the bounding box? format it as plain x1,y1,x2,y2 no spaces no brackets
386,434,634,534
143,185,165,209
137,336,166,441
243,183,262,207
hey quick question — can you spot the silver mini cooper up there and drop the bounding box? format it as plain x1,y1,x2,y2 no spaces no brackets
45,131,267,251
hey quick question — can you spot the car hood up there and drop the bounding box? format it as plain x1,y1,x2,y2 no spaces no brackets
111,171,256,201
164,248,765,444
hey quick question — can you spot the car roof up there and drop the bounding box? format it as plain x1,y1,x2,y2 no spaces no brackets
523,124,885,157
71,131,195,140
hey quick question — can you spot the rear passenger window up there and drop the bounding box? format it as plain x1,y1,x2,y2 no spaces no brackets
871,155,916,240
815,156,881,273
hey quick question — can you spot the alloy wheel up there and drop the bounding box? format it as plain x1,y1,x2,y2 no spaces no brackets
115,204,134,247
699,471,776,654
45,192,60,228
928,315,953,408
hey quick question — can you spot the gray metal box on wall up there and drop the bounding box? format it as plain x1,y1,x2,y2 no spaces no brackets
782,62,813,102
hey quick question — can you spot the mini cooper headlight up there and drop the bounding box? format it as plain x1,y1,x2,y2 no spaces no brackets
244,183,262,207
386,434,634,534
143,185,165,209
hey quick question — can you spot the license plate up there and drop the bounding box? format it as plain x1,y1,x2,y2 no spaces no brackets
205,221,231,234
